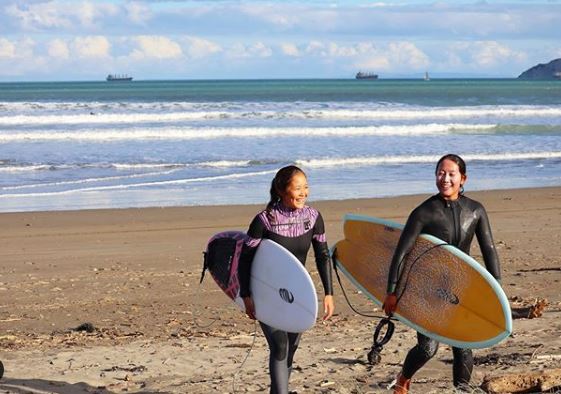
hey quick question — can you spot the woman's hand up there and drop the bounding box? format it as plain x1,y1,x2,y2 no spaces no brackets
242,296,256,320
382,293,398,316
323,295,335,321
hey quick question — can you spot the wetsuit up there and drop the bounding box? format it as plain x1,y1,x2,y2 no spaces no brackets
387,194,501,388
239,202,333,394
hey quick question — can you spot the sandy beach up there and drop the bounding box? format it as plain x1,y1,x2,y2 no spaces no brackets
1,186,560,393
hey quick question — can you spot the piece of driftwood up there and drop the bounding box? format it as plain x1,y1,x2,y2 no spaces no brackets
530,354,561,364
511,298,548,319
481,368,561,393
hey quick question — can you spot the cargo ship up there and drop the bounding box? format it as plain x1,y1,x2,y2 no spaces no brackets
355,71,378,80
106,74,133,81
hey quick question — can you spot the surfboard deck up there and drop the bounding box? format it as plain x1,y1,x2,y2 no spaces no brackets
332,214,512,349
204,231,318,332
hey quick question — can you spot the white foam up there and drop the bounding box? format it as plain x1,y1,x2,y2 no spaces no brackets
0,123,497,142
297,152,561,168
0,169,277,198
1,104,561,125
1,169,180,191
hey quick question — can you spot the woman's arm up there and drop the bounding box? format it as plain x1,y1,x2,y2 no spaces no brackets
238,215,265,298
386,208,425,294
311,212,334,296
312,212,335,320
475,205,501,281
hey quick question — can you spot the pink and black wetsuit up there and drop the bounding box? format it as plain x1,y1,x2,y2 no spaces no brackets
238,202,333,394
238,202,333,298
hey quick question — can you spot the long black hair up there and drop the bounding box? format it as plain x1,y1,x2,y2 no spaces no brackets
266,165,306,211
435,153,467,195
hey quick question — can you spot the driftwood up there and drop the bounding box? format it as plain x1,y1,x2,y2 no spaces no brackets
481,368,561,393
511,298,548,319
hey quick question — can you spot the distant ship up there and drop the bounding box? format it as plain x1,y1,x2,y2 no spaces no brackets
424,71,430,81
355,71,378,80
106,74,133,81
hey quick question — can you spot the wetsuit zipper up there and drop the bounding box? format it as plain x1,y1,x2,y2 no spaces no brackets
450,201,461,247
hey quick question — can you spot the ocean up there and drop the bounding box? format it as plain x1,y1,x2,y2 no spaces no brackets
1,79,560,213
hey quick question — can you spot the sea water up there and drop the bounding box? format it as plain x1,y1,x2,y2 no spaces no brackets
1,79,560,212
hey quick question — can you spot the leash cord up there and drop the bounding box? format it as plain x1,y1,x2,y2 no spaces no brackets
232,320,257,394
332,253,393,320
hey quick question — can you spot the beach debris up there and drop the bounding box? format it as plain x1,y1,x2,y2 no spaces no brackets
481,368,561,393
102,364,146,373
530,354,561,364
510,297,548,319
74,322,96,333
471,352,529,367
319,379,335,387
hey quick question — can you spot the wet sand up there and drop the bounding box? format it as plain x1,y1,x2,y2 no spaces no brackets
1,187,560,393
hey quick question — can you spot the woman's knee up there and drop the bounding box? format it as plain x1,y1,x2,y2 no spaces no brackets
417,335,438,359
271,330,289,361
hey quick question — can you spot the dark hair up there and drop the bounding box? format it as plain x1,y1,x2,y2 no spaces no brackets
266,165,306,211
435,154,467,194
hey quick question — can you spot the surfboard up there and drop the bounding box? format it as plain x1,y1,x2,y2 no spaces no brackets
203,231,318,332
332,214,512,349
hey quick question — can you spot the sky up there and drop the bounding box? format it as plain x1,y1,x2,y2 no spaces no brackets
0,0,560,81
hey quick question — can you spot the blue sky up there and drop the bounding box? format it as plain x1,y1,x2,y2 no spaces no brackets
0,0,560,81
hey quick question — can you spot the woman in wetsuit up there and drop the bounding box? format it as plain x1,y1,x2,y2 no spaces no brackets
383,154,501,394
239,165,335,394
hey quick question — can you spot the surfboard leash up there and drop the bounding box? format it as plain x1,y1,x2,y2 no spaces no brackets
394,242,449,305
232,320,258,394
332,242,449,365
331,247,390,320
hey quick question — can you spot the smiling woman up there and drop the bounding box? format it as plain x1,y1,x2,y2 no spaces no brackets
237,165,335,393
383,153,503,394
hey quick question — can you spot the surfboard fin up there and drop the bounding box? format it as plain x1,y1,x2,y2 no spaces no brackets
200,251,208,284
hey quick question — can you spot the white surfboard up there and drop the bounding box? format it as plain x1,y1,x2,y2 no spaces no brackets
204,232,318,333
238,239,318,332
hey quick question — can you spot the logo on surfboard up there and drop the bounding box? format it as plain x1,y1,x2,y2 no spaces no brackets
279,288,295,303
436,288,460,305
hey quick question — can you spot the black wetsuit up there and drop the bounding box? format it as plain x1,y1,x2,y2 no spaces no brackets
239,202,333,394
387,194,501,388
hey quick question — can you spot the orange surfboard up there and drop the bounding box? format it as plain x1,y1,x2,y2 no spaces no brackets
332,214,512,349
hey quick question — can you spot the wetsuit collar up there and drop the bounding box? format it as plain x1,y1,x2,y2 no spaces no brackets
437,193,463,207
275,201,304,217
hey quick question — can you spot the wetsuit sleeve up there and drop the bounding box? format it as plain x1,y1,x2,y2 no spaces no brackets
387,207,426,294
311,212,334,296
475,206,501,281
238,215,266,298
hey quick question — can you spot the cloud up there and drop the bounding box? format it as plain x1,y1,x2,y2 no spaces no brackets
131,36,183,59
124,2,152,24
47,38,69,59
448,41,527,69
280,43,300,57
473,41,527,67
387,41,430,69
5,2,73,29
0,38,16,58
184,36,221,58
5,1,119,31
305,41,375,58
72,36,111,58
227,42,273,58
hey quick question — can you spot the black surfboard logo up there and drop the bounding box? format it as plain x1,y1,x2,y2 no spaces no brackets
279,288,295,304
436,288,460,305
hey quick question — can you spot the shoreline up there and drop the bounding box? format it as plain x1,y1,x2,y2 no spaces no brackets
1,186,561,393
3,184,561,216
